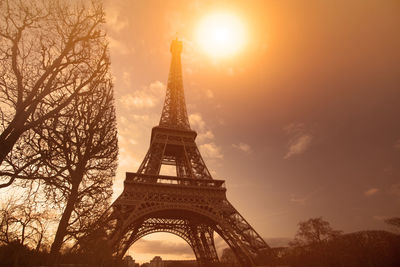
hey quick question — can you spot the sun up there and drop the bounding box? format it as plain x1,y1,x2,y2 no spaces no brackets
196,12,246,59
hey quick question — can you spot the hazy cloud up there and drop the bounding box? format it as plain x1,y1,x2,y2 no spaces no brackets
265,237,292,248
189,113,216,144
120,95,155,108
108,36,133,55
284,123,313,159
120,81,165,108
105,6,128,33
189,113,206,132
290,187,322,205
131,239,193,257
364,188,379,197
217,237,291,250
199,143,223,159
197,130,215,143
118,147,140,168
290,194,308,204
232,142,252,154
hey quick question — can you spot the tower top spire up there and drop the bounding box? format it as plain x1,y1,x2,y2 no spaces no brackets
159,39,191,130
170,37,182,54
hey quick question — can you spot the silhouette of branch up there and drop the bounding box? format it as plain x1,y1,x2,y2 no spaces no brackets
0,0,110,189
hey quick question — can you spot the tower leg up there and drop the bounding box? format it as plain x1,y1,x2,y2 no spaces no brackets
199,226,220,267
188,223,220,267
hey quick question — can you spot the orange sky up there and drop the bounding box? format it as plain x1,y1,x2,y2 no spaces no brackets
104,0,400,263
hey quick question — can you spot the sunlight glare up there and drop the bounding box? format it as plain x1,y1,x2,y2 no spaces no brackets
196,12,246,58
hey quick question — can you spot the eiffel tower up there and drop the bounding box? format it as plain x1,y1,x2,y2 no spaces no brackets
106,39,272,266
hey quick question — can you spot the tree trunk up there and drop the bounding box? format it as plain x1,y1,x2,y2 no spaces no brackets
0,128,25,188
0,111,29,185
0,127,24,168
49,179,80,266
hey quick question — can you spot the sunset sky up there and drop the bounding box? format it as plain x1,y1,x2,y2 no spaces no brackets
104,0,400,263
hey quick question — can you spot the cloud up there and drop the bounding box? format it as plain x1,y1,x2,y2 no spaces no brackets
120,95,155,108
105,6,128,33
217,237,291,251
364,188,379,197
189,114,223,159
232,142,252,154
131,239,193,257
119,81,165,109
290,194,308,204
108,36,133,55
189,113,216,144
264,237,292,248
394,139,400,151
189,113,206,132
284,123,313,159
199,143,223,159
118,147,140,168
290,187,322,205
197,130,215,143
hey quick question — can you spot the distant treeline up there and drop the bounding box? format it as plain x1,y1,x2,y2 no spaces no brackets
219,217,400,267
1,229,399,266
272,230,400,267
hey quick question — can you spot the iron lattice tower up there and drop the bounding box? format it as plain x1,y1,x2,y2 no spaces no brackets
103,39,272,266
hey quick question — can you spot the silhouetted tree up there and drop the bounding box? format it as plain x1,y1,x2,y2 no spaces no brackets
0,1,117,263
0,195,53,265
0,0,109,188
385,217,400,233
34,74,118,262
285,230,400,267
284,217,343,267
220,247,240,267
0,196,51,251
290,217,342,247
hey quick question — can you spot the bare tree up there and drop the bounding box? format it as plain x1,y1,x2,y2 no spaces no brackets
32,74,118,262
0,0,109,188
290,217,342,247
0,1,118,264
0,196,51,251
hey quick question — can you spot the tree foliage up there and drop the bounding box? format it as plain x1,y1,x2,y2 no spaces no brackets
385,217,400,233
220,247,239,267
290,217,342,247
282,230,400,267
271,217,400,267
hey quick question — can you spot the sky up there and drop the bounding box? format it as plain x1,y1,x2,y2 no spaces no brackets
104,0,400,263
